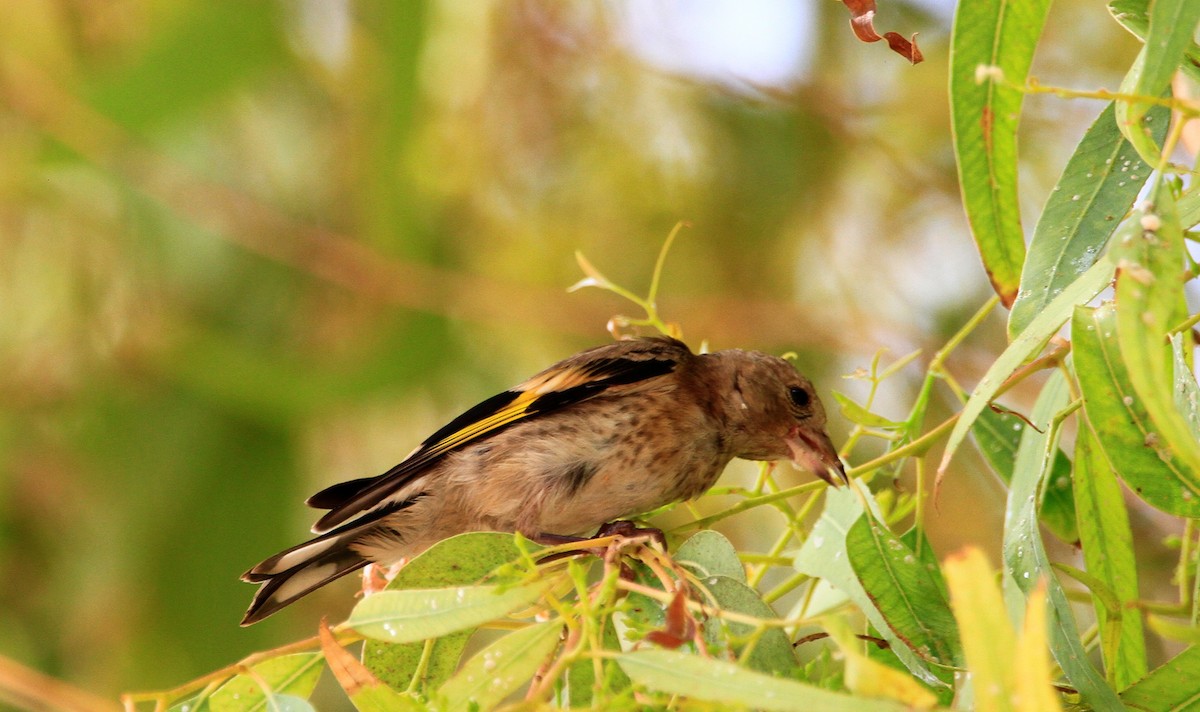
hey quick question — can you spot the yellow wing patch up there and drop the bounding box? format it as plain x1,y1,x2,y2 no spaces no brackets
311,351,679,532
420,389,541,460
419,361,598,459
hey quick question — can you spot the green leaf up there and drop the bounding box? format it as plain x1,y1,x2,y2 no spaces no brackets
1002,371,1123,710
896,530,956,683
1172,333,1200,441
1112,185,1200,502
344,687,428,712
617,649,917,712
566,616,630,707
794,488,947,688
436,621,561,712
1147,615,1200,644
822,616,940,708
1072,425,1147,688
1009,101,1164,338
846,516,961,667
207,654,324,712
898,528,943,584
1119,645,1200,710
675,530,746,583
1176,188,1200,229
970,407,1026,475
620,561,672,638
1110,0,1200,83
971,407,1078,544
694,575,798,676
256,697,314,712
1074,304,1200,515
170,697,201,712
949,0,1051,305
833,392,904,429
1113,0,1200,164
939,256,1115,477
362,532,531,691
348,582,546,644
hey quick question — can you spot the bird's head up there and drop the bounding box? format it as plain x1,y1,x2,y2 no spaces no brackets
707,349,847,486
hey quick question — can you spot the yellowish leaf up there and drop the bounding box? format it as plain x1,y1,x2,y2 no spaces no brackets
824,616,938,709
1014,583,1063,712
944,547,1015,712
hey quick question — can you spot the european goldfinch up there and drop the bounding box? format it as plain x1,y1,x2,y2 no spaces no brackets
241,336,844,625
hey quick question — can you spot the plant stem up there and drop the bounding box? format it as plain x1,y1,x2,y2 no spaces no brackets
646,221,687,309
931,296,1000,372
1180,519,1196,611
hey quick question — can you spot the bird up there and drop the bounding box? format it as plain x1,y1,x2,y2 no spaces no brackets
240,336,845,625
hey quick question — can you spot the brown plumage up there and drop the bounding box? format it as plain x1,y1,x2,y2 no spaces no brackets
240,337,845,625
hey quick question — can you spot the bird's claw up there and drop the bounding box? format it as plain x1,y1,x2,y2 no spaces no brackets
533,520,665,565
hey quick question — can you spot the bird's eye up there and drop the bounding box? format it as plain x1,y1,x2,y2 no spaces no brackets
789,386,811,408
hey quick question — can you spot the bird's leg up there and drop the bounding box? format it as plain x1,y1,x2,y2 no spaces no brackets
531,532,588,547
594,520,666,550
533,520,665,564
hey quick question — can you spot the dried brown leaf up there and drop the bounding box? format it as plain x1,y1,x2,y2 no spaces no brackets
841,0,923,64
318,619,383,696
644,590,696,649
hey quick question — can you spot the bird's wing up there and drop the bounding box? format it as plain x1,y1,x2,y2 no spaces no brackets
309,337,689,533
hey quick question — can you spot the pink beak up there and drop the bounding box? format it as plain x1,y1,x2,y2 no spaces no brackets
786,425,848,486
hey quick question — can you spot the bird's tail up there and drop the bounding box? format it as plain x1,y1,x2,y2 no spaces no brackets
240,525,369,626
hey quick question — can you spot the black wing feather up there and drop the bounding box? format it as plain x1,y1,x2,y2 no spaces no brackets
309,338,687,533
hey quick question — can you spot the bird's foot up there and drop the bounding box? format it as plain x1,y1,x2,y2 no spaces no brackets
359,560,405,597
533,520,665,564
594,520,666,550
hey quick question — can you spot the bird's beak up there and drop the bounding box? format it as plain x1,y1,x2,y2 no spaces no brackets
785,425,848,486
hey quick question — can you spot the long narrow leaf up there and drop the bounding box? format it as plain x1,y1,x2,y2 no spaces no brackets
949,0,1051,305
943,548,1017,712
823,616,939,708
1013,584,1064,712
617,649,915,712
1071,423,1146,688
846,516,961,667
206,654,324,712
436,621,561,712
794,488,946,687
971,407,1077,544
1113,0,1200,164
362,532,530,690
1074,304,1200,515
348,582,546,644
1175,188,1200,228
939,257,1114,478
1119,646,1200,710
1110,0,1200,83
1002,372,1122,710
1113,185,1200,494
1009,102,1163,338
1172,333,1200,440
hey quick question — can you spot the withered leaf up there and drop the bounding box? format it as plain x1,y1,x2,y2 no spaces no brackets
318,619,384,696
841,0,923,65
644,590,696,649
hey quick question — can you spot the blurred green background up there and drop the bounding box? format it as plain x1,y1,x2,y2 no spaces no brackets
0,0,1161,702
